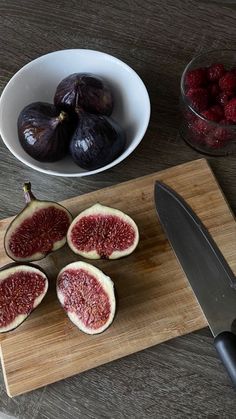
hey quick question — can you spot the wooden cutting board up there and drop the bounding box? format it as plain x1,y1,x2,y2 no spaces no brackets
1,158,236,397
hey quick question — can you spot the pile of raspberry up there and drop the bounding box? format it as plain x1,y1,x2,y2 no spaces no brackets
185,63,236,149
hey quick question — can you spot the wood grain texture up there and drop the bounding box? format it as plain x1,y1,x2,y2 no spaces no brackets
1,0,236,416
0,159,236,398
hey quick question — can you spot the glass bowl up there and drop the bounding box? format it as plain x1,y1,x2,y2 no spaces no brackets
180,50,236,156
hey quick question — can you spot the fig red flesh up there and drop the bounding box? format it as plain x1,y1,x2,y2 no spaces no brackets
67,203,139,259
57,268,111,330
8,206,71,259
0,264,48,333
70,214,136,257
57,261,116,334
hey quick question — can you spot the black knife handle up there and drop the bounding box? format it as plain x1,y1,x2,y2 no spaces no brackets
214,332,236,386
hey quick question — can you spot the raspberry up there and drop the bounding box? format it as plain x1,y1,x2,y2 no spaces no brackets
201,109,218,122
185,67,207,88
206,127,230,149
209,105,224,121
216,92,229,106
219,119,231,125
219,72,236,92
183,109,197,125
207,63,225,82
192,105,224,139
208,83,220,100
224,90,234,98
186,88,208,112
224,98,236,122
192,118,211,136
201,106,223,122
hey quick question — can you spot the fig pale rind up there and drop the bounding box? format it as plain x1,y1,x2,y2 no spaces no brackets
57,261,116,335
0,263,48,333
4,183,73,262
67,203,139,259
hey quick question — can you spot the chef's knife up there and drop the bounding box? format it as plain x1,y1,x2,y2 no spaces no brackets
154,181,236,387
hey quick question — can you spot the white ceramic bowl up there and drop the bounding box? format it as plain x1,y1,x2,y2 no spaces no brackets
0,49,150,177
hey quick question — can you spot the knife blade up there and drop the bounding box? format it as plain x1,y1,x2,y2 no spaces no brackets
154,181,236,387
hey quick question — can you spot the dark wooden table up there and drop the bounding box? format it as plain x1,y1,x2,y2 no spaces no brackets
1,0,236,417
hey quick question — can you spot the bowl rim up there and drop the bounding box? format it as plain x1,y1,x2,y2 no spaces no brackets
0,48,151,177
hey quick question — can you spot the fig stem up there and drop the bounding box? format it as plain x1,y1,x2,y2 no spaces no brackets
23,182,36,204
75,106,84,115
58,111,67,122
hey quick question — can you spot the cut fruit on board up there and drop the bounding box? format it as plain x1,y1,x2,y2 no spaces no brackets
57,261,116,334
0,158,236,397
0,263,48,333
4,182,72,262
67,203,139,259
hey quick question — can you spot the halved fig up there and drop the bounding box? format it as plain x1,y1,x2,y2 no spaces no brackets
57,261,116,334
4,183,73,262
69,111,126,170
67,203,139,259
0,263,48,333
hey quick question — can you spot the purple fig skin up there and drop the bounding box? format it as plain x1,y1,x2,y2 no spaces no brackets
17,102,76,162
69,111,126,170
54,73,114,116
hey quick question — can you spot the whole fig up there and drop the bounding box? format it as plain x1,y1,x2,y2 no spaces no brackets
18,102,75,162
54,73,114,116
69,111,126,170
